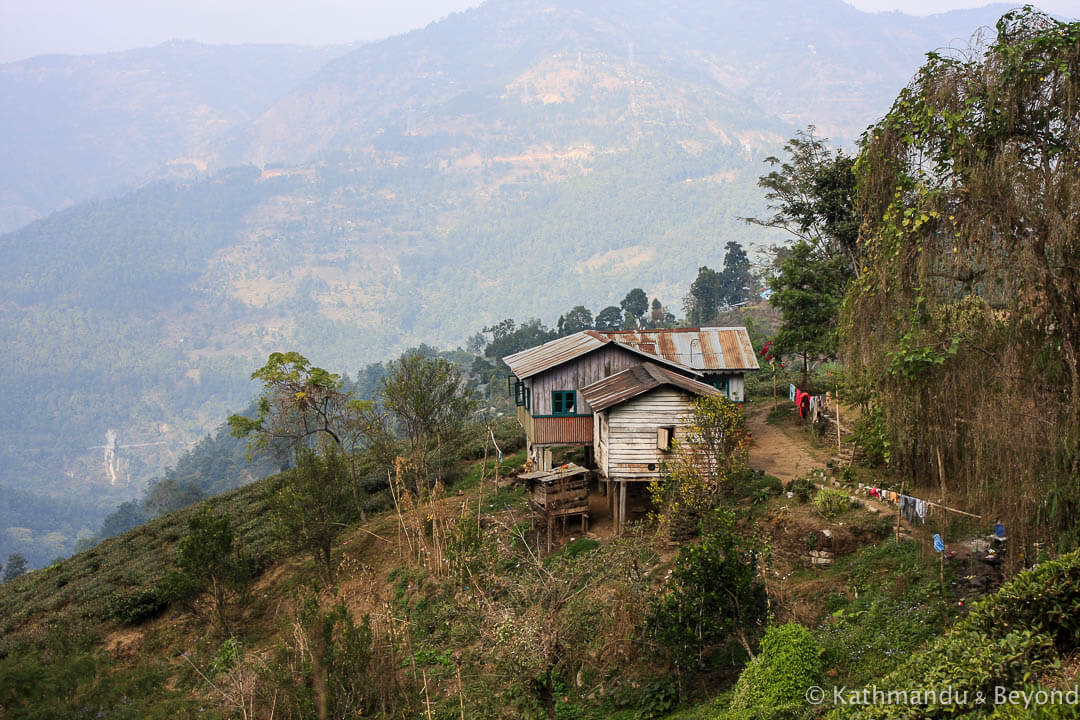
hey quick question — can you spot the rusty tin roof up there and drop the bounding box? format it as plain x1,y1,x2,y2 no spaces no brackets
503,330,701,380
598,327,760,371
580,363,721,412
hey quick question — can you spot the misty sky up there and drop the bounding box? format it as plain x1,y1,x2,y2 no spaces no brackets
1,0,1075,63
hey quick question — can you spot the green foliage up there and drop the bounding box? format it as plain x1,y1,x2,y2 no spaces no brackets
267,446,358,582
2,553,27,583
381,350,478,490
270,592,376,720
851,405,889,467
177,509,254,634
845,8,1080,556
812,489,850,519
730,623,823,716
829,550,1080,719
647,510,766,674
787,477,815,503
650,395,750,538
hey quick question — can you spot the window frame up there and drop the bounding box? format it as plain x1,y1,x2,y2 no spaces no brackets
551,390,577,417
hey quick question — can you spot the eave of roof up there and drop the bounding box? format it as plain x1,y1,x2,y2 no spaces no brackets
580,362,721,412
503,330,702,380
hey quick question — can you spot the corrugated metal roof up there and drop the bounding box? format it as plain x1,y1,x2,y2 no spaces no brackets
503,330,612,379
598,327,760,371
580,363,721,412
503,330,702,380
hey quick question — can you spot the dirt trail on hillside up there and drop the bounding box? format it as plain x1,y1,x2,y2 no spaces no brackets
745,402,823,482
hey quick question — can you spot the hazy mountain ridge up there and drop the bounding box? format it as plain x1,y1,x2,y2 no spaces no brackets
0,40,355,233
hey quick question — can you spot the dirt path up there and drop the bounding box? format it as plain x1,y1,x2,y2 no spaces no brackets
745,402,825,482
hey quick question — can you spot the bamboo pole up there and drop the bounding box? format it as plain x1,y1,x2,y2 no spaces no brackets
895,479,906,544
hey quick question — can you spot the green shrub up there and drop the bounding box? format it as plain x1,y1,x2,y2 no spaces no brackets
813,489,850,519
851,406,889,467
730,623,822,715
788,478,815,503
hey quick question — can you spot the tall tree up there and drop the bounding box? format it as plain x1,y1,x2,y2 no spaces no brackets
556,305,594,336
768,243,849,386
2,553,27,582
381,351,477,490
594,306,623,331
228,352,358,461
683,266,723,326
745,127,859,272
745,128,858,378
619,288,649,329
719,241,754,305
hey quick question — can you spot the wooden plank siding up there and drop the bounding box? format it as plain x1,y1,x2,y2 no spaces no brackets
601,387,696,481
527,344,661,416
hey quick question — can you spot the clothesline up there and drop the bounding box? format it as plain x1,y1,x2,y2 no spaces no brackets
863,485,982,522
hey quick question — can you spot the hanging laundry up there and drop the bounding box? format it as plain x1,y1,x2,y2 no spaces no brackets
916,499,928,523
790,384,797,402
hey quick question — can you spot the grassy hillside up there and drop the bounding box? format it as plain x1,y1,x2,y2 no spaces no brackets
6,398,1071,720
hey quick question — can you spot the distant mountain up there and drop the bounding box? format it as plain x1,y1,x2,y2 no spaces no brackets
0,41,354,233
0,0,1016,564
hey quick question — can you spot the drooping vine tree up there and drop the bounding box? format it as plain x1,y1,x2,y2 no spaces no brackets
845,8,1080,555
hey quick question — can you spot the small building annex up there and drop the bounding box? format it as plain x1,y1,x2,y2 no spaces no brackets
581,362,723,532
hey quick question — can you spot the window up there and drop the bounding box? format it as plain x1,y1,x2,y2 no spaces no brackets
552,390,576,416
657,426,674,451
514,380,530,408
712,376,730,395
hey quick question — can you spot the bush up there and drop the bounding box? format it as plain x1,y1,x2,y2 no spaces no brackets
730,623,823,716
813,489,850,519
851,406,889,467
787,478,815,503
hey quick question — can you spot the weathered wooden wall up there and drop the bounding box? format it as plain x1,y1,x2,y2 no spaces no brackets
529,345,658,415
602,387,696,481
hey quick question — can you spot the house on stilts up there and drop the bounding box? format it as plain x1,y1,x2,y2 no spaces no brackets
503,327,759,535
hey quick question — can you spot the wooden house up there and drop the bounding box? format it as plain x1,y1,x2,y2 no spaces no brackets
503,331,701,470
581,363,722,532
597,327,759,401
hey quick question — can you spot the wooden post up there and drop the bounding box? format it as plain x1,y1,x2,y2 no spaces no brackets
940,548,945,588
618,481,627,535
895,480,905,544
835,385,842,450
936,445,946,497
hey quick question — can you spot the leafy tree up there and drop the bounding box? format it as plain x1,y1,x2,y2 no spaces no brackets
745,128,858,384
99,500,148,539
228,352,358,461
719,240,754,305
650,394,750,539
556,305,593,336
730,623,823,713
3,553,27,582
177,510,252,635
646,510,766,672
620,288,649,329
745,127,859,271
768,241,849,386
594,305,624,331
268,446,355,582
683,266,723,326
645,297,677,329
381,350,477,490
483,319,557,362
